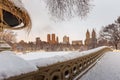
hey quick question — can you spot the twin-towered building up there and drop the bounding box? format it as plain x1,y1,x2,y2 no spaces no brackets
47,34,59,44
84,29,97,49
47,34,70,45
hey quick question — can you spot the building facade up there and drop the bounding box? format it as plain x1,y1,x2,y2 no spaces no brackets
63,35,70,44
84,29,97,49
72,40,83,46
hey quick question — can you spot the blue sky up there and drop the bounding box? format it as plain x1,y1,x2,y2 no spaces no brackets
15,0,120,43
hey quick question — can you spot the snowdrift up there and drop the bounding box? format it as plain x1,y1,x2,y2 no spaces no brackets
0,51,37,80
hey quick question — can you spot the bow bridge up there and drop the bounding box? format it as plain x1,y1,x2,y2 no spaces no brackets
5,47,111,80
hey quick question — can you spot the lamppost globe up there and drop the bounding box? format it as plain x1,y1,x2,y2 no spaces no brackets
0,0,31,32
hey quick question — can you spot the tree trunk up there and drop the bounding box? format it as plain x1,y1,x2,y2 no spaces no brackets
115,44,118,49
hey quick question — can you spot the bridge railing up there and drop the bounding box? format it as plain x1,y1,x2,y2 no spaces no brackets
7,47,112,80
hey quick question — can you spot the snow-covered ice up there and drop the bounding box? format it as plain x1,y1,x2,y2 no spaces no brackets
0,51,37,80
80,51,120,80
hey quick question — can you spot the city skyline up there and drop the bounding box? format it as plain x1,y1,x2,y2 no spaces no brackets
15,0,120,42
12,28,107,52
17,29,96,44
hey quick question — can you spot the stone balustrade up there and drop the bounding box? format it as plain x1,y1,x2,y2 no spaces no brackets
7,47,111,80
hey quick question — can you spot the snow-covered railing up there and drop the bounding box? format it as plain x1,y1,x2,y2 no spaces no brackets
34,46,111,80
0,51,37,80
0,46,111,80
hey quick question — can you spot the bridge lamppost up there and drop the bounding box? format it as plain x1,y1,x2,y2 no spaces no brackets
0,6,3,32
0,0,31,32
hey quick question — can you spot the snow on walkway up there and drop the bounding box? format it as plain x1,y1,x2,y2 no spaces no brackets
80,51,120,80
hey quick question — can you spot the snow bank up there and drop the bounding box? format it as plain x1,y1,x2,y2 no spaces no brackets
0,51,37,80
29,46,108,67
80,51,120,80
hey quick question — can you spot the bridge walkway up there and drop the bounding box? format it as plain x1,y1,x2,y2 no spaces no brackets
79,51,120,80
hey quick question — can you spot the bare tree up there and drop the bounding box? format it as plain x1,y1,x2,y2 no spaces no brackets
116,16,120,23
0,30,16,45
46,0,92,20
99,17,120,49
